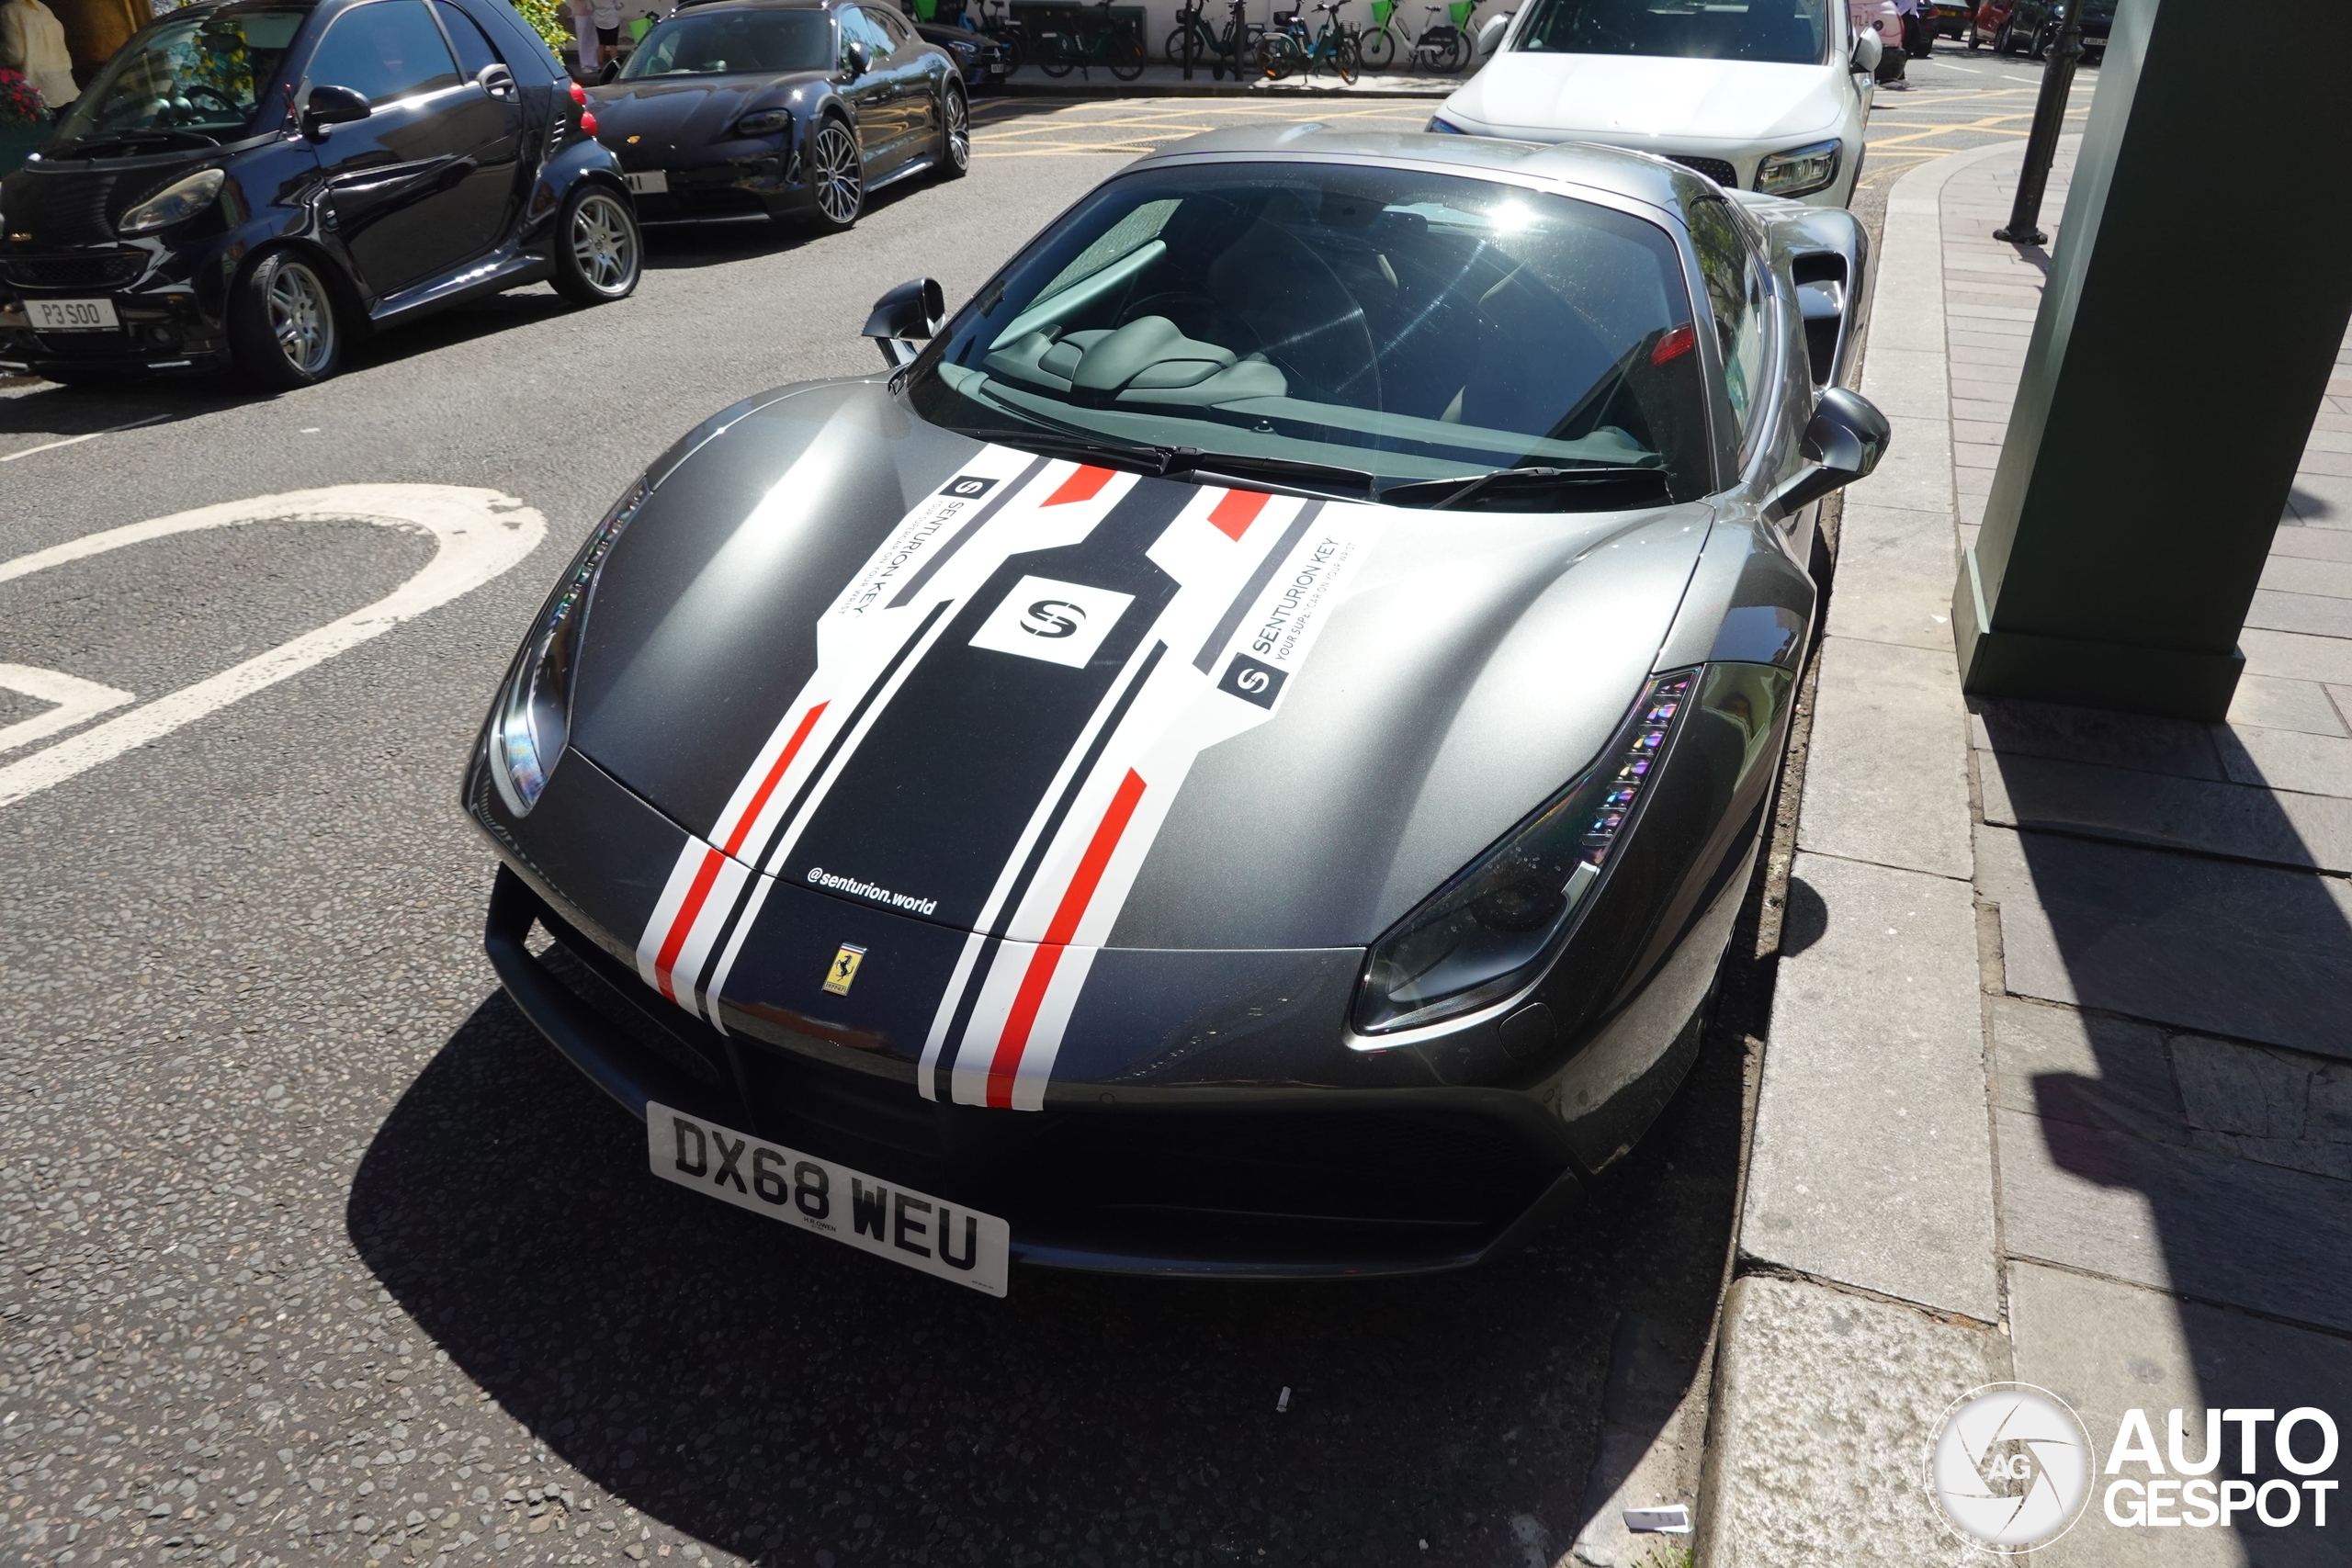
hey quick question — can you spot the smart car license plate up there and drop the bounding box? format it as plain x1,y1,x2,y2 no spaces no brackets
646,1101,1010,1295
625,171,668,195
28,298,119,333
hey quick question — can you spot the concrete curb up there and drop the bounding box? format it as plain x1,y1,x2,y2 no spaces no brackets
1692,137,2031,1568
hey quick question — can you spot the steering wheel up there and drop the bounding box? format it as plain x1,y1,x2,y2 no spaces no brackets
1118,290,1269,363
182,84,243,115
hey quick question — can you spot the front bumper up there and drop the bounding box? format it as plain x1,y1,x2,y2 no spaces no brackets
616,145,811,223
0,245,232,377
486,860,1588,1278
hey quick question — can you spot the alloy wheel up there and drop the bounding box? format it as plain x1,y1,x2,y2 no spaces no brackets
570,193,639,297
815,122,863,226
267,261,334,378
944,90,969,171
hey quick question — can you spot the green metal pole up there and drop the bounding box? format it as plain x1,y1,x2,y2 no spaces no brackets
1951,0,2352,720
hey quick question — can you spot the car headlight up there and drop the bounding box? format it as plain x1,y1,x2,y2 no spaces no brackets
1756,139,1841,198
488,479,648,816
1355,669,1701,1035
734,108,792,137
118,168,226,235
1426,115,1469,134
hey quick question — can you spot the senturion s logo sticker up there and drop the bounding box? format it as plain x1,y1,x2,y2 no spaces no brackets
967,575,1134,669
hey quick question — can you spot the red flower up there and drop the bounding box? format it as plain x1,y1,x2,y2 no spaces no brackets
0,69,49,128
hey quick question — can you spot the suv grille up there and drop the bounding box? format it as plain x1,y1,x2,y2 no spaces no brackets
1,252,148,289
1667,155,1738,187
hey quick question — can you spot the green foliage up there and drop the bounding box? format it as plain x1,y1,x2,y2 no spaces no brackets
1632,1543,1694,1568
508,0,576,56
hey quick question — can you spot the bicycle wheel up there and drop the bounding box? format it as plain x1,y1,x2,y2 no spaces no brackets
1255,32,1295,77
1360,24,1396,68
1164,23,1199,61
1037,31,1072,74
1437,28,1466,70
1109,32,1147,79
1332,33,1359,82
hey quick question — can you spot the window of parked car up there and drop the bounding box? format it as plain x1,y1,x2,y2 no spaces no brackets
1516,0,1833,65
46,6,307,145
909,164,1718,509
1688,196,1770,461
618,8,833,75
864,6,913,48
304,0,462,105
840,6,895,60
432,0,504,78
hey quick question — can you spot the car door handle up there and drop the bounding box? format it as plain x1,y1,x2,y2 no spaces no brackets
478,63,515,98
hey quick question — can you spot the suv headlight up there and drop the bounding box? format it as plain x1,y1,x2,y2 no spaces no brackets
119,168,226,234
1756,140,1841,198
487,479,648,816
734,108,792,137
1355,670,1700,1034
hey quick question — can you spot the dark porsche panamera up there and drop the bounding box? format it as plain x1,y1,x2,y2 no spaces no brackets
468,130,1886,1292
0,0,639,387
587,0,969,231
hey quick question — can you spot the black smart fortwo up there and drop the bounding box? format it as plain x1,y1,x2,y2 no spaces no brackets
0,0,639,389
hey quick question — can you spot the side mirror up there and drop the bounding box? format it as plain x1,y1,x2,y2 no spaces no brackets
842,39,873,76
862,276,944,367
1474,11,1511,62
1850,28,1882,73
1769,387,1889,520
300,84,371,138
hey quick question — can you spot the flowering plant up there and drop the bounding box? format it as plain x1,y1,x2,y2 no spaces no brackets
0,69,48,128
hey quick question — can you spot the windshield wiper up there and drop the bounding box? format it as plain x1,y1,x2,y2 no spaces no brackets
1379,465,1670,512
950,425,1176,477
61,127,221,156
1158,447,1375,500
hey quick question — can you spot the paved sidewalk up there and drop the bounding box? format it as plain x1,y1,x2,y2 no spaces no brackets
1698,136,2352,1565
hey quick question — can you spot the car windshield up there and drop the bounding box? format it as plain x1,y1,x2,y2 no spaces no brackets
1514,0,1832,64
906,164,1713,509
618,10,833,76
51,7,308,147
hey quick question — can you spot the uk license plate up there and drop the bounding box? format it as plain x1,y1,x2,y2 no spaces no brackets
646,1101,1010,1295
29,298,119,333
625,170,668,195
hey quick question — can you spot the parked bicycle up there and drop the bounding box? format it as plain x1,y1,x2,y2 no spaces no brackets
1036,0,1146,78
1257,0,1358,83
1166,0,1264,76
960,0,1027,74
1358,0,1476,71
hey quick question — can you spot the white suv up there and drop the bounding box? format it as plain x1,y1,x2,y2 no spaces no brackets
1431,0,1880,208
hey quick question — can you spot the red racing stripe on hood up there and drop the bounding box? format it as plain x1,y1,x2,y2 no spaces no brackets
983,767,1147,1108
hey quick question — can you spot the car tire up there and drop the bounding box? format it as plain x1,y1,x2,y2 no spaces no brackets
936,84,969,179
551,184,641,307
808,116,864,231
229,250,345,390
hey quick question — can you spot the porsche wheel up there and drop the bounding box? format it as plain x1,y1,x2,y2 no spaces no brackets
229,251,343,389
809,117,864,231
936,85,969,179
552,186,641,306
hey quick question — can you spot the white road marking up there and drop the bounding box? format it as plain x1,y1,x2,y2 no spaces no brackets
0,484,547,811
0,412,171,463
0,664,135,754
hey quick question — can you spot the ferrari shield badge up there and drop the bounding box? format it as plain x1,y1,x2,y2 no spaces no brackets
823,943,866,996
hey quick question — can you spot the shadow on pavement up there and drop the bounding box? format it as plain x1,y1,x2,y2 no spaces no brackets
1985,696,2352,1555
348,975,1746,1566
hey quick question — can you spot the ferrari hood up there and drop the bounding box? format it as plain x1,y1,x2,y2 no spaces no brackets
566,381,1713,953
1442,53,1846,149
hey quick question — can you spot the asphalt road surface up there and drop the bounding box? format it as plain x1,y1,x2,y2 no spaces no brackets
0,62,2086,1568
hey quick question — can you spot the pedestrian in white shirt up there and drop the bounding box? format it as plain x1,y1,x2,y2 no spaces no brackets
0,0,80,114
